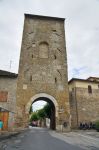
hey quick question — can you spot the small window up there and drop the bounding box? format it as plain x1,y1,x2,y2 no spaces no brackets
55,77,57,84
88,85,92,93
0,91,8,102
72,88,74,92
54,54,56,59
52,29,56,32
30,75,32,81
32,54,33,58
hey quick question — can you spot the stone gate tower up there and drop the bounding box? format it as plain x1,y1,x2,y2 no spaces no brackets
16,14,70,131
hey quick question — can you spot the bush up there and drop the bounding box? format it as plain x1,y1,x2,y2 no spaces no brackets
30,112,39,122
95,121,99,132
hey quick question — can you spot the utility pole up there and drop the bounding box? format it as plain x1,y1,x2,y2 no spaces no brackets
10,60,12,70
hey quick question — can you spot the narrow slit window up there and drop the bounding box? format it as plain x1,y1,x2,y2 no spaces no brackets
32,54,33,58
55,77,57,83
54,54,56,59
30,75,32,81
88,85,92,93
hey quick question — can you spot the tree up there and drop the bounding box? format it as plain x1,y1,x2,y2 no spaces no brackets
37,109,46,119
29,105,33,114
43,103,51,118
30,112,38,122
29,103,52,122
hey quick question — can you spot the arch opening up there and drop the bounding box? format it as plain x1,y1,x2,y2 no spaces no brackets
30,97,56,130
26,93,58,130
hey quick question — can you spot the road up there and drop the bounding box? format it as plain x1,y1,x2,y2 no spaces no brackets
0,127,99,150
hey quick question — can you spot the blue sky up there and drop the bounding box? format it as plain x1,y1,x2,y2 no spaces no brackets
0,0,99,80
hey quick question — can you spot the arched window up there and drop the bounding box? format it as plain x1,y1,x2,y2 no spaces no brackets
88,85,92,93
39,42,49,58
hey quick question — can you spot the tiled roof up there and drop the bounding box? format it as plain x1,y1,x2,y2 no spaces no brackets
68,77,99,84
0,70,18,78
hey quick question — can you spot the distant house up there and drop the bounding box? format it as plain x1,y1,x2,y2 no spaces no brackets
68,77,99,129
0,70,18,130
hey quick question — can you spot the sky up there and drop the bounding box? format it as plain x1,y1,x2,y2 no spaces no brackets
32,101,47,112
0,0,99,81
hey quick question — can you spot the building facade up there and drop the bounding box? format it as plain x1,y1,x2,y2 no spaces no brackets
0,70,17,130
69,77,99,128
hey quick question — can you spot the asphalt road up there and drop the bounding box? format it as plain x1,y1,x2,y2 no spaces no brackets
0,127,99,150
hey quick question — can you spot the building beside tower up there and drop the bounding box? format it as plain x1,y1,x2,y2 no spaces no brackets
69,77,99,128
0,70,17,130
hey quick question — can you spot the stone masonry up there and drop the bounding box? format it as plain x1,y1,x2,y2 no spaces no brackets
69,78,99,128
0,70,17,130
16,14,70,131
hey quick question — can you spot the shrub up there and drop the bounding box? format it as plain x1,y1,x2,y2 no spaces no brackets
95,121,99,132
30,112,39,122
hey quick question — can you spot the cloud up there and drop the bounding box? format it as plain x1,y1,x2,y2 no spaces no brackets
70,66,88,78
0,0,99,79
32,101,47,112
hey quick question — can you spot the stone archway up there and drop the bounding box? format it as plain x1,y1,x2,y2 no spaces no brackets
26,93,58,130
26,93,58,116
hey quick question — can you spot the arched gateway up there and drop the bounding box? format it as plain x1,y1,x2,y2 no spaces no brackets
16,14,70,131
26,93,58,130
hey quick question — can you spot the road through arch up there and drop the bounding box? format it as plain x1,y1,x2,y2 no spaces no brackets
26,93,59,130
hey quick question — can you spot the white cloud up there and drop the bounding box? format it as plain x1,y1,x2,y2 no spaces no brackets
0,0,99,79
32,101,47,112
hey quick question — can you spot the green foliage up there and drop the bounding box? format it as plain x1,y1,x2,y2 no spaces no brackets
37,109,46,119
30,112,38,122
43,103,51,118
29,103,52,122
95,121,99,131
29,105,33,114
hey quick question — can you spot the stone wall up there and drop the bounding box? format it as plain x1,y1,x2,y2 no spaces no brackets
0,77,17,112
16,14,70,131
69,88,78,128
69,82,99,128
76,87,99,123
0,77,17,130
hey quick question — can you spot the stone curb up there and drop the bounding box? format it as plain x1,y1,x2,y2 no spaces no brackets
0,128,28,141
0,132,20,141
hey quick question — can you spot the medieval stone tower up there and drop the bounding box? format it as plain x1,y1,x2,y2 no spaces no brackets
16,14,70,131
